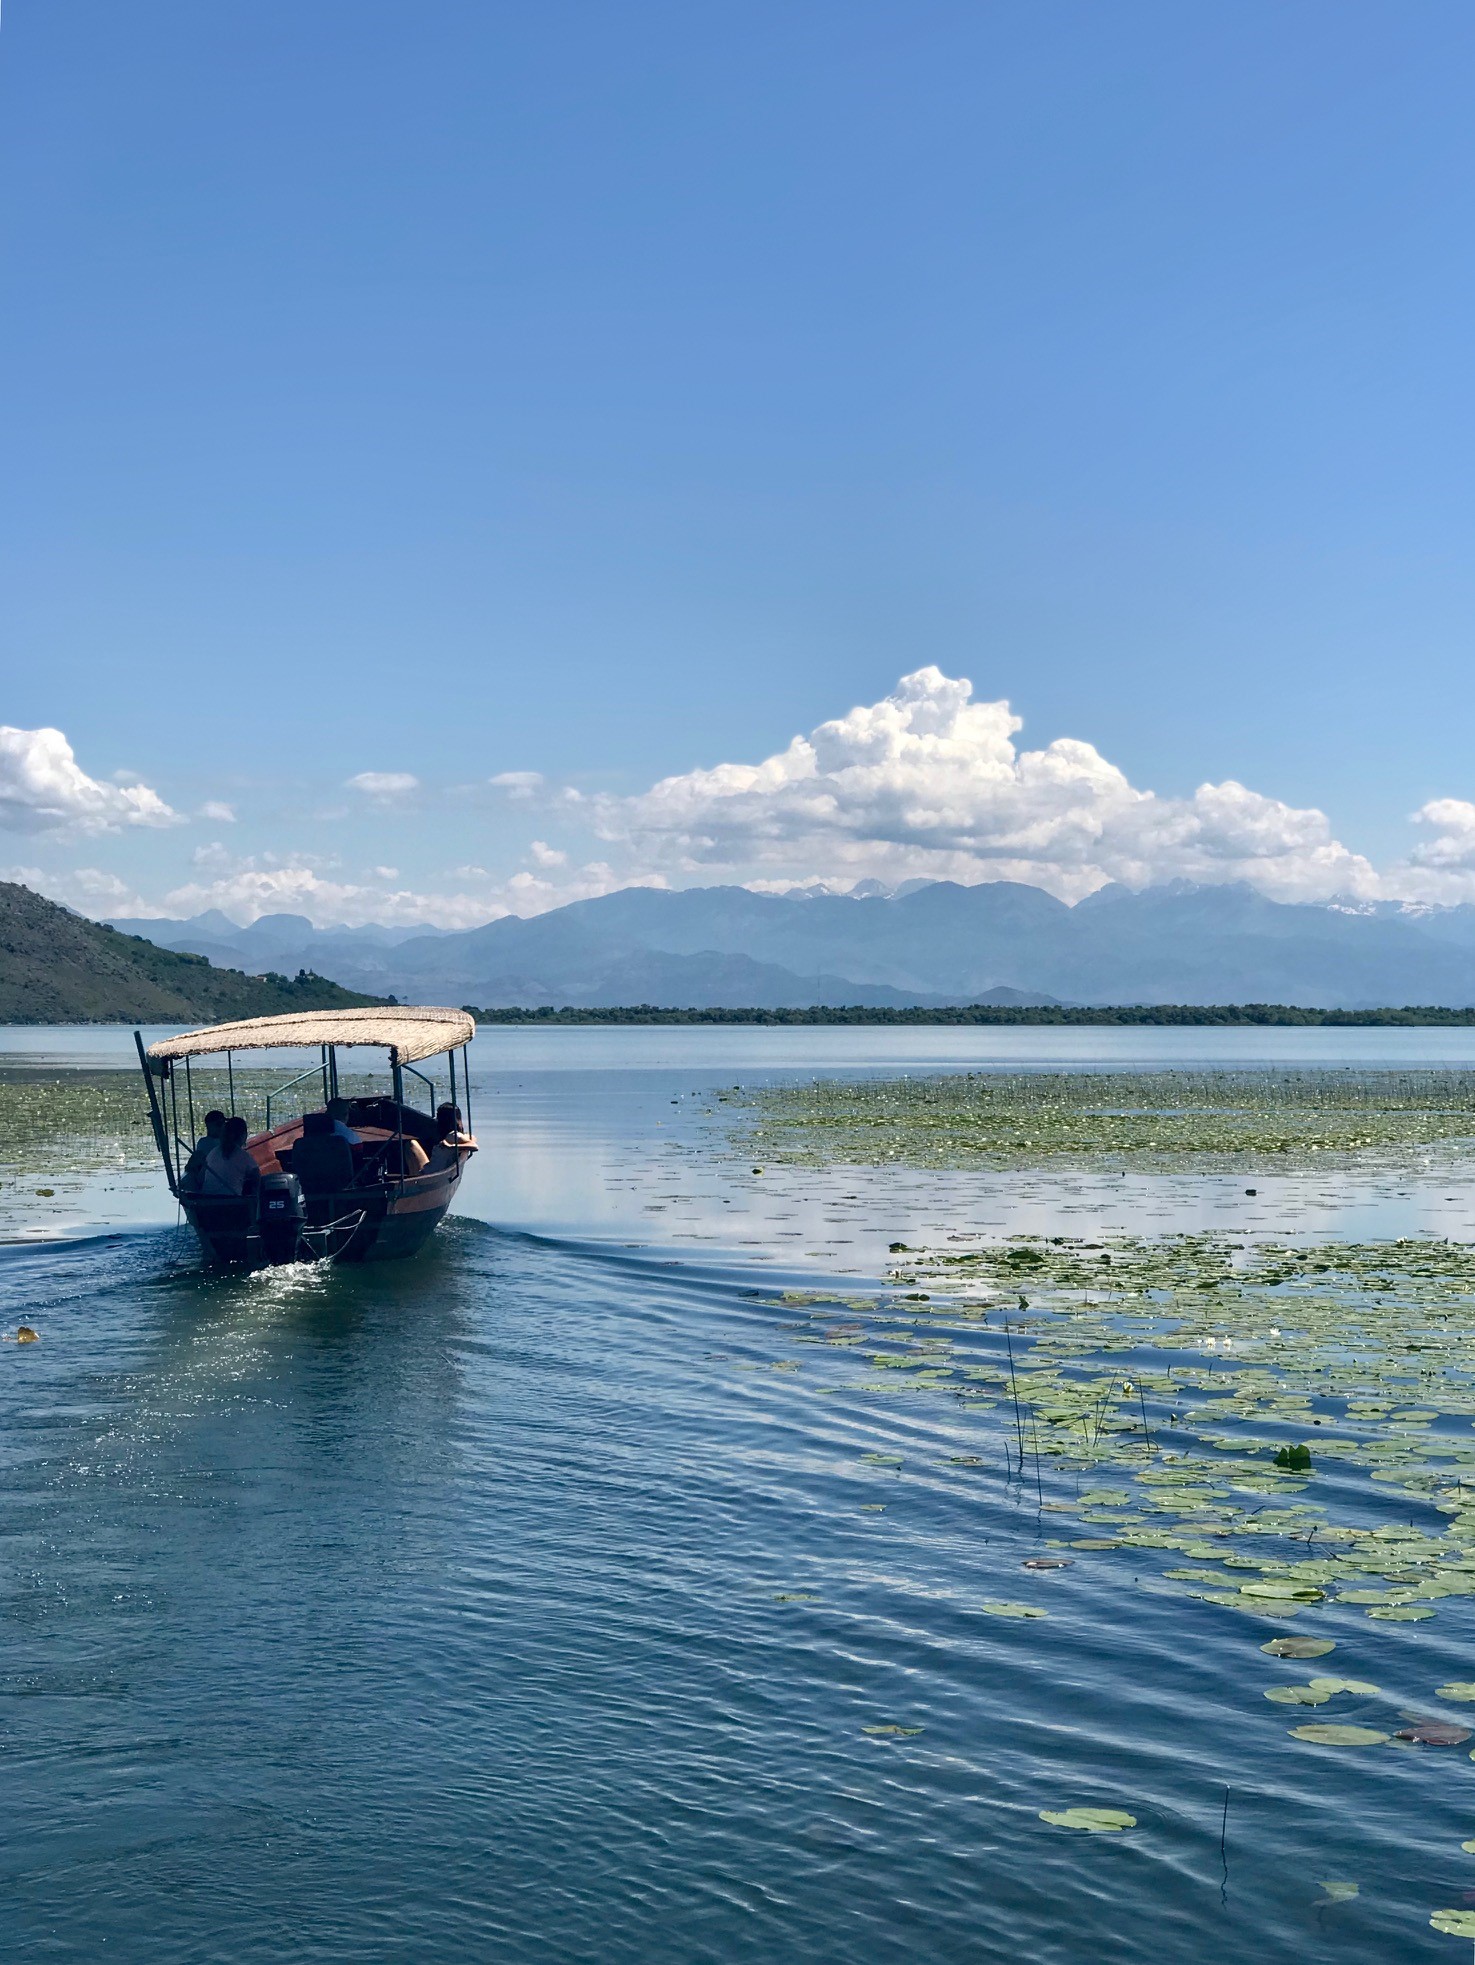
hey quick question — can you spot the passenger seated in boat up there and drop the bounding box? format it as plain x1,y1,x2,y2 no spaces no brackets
436,1102,473,1147
325,1096,361,1144
383,1134,430,1176
200,1116,262,1200
182,1110,227,1191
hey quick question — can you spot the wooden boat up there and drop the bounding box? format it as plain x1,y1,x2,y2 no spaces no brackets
135,1008,477,1268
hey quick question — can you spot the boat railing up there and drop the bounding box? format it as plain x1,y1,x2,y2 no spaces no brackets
400,1060,436,1110
265,1065,327,1132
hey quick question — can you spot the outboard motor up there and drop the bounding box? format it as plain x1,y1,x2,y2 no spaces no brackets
258,1170,306,1264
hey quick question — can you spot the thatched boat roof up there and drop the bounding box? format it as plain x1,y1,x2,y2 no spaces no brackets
146,1006,475,1065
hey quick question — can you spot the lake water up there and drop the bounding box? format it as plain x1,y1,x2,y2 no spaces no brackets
8,1025,1475,1961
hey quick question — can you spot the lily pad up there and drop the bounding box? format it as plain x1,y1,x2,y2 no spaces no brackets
980,1601,1048,1619
1396,1720,1471,1745
1038,1807,1137,1833
1431,1909,1475,1937
1240,1580,1326,1601
862,1724,923,1737
1438,1683,1475,1702
1368,1604,1435,1621
1319,1881,1359,1902
1289,1724,1390,1745
1022,1557,1072,1570
1262,1636,1336,1658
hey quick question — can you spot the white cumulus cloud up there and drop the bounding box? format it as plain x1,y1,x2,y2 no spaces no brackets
347,771,420,802
489,770,544,799
152,847,658,930
1408,799,1475,872
0,863,153,916
593,666,1379,903
32,667,1475,929
0,726,177,834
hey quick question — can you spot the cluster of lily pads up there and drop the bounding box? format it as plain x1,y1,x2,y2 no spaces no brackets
764,1222,1475,1933
839,1229,1475,1634
731,1068,1475,1171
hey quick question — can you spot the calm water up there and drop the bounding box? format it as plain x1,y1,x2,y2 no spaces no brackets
8,1026,1475,1960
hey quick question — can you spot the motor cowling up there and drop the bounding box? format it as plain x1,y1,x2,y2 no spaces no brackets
258,1170,305,1264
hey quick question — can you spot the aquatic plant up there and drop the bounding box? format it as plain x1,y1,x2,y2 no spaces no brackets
730,1068,1475,1171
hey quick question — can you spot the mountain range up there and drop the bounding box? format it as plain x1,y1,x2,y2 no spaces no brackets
107,879,1475,1010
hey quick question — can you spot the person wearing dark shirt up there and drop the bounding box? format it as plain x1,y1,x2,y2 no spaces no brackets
182,1110,227,1192
325,1097,361,1145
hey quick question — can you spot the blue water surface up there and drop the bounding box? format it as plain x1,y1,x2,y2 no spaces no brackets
7,1027,1475,1960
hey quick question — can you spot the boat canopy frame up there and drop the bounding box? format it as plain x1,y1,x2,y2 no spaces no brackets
134,1007,475,1199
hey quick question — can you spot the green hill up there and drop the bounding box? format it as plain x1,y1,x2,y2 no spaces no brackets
0,882,390,1024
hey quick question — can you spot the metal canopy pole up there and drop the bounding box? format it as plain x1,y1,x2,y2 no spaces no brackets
168,1065,182,1187
227,1050,235,1116
391,1052,405,1191
135,1031,177,1196
329,1045,339,1101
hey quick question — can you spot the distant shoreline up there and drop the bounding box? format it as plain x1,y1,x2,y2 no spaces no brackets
462,1003,1475,1027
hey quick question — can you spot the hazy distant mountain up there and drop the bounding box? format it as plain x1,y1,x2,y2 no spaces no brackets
109,879,1475,1009
107,910,450,997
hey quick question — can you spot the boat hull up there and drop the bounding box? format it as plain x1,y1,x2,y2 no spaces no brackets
181,1156,467,1270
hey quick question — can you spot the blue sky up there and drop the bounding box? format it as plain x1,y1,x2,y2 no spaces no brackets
4,1,1475,924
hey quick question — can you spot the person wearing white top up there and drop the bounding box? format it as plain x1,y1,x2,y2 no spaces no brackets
201,1116,261,1200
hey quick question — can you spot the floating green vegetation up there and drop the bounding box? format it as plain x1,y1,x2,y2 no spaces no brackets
0,1070,155,1183
0,1066,381,1195
1039,1807,1137,1832
731,1068,1475,1170
1291,1724,1390,1745
765,1225,1475,1810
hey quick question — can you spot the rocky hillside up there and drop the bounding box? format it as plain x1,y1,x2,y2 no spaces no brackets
0,882,387,1024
